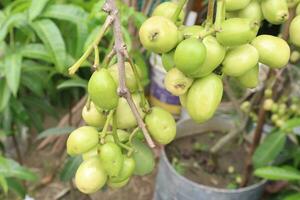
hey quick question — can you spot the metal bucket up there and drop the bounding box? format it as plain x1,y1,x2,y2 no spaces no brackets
154,116,266,200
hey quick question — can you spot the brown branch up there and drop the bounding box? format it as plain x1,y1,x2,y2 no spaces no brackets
103,0,155,148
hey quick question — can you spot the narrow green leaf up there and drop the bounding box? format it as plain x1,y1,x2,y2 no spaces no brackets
22,43,53,63
22,96,58,118
28,0,50,21
31,19,66,73
6,178,26,198
57,79,87,90
253,132,286,168
21,73,44,97
76,23,88,58
22,60,52,73
60,156,82,182
38,126,76,139
42,4,88,24
0,13,26,41
254,166,300,181
0,79,11,112
0,156,38,181
0,175,8,194
4,52,22,96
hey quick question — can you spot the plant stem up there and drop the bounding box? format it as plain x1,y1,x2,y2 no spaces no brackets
171,0,187,22
68,15,114,75
205,0,215,30
102,48,116,68
12,134,22,164
129,127,140,145
214,0,225,31
103,0,155,148
100,110,114,143
124,52,150,112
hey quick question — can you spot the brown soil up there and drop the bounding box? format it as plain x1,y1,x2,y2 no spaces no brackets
165,131,259,189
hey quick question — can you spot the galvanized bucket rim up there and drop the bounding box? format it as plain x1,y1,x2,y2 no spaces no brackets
161,146,267,194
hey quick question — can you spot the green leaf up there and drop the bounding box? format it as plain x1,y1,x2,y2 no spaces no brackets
253,132,286,168
28,0,50,21
42,4,88,24
6,178,26,198
22,43,53,63
0,156,38,181
76,23,88,58
31,19,66,73
0,175,8,194
38,126,76,139
60,156,82,182
283,193,300,200
21,73,44,97
254,166,300,181
4,51,22,96
57,79,87,90
0,13,26,41
0,79,11,112
10,97,30,124
281,118,300,132
22,60,52,73
22,96,58,118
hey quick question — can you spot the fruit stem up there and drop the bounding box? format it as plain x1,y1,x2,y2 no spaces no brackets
205,0,215,30
93,45,100,70
86,96,91,111
104,0,156,148
124,52,150,112
171,0,187,23
129,127,140,145
100,110,115,144
102,47,116,68
68,15,114,75
214,0,225,31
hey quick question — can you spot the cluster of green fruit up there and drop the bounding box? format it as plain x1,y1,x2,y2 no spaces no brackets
139,0,296,124
66,62,177,193
241,89,300,127
263,92,300,128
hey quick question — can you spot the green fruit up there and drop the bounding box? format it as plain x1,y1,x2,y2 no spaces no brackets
110,156,135,183
191,36,226,78
162,50,175,71
108,62,139,93
88,68,118,110
222,44,259,77
82,145,100,161
237,64,259,88
174,38,207,75
238,0,264,22
115,94,146,129
226,11,239,19
75,157,107,194
179,93,188,108
107,178,130,189
180,25,205,39
186,74,223,123
152,2,185,26
82,102,106,128
139,16,179,54
261,0,289,25
290,15,300,47
105,129,130,143
164,68,193,96
100,142,124,177
145,107,176,144
225,0,251,11
297,3,300,15
251,35,290,69
216,18,259,46
134,130,145,141
67,126,99,156
132,138,155,175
